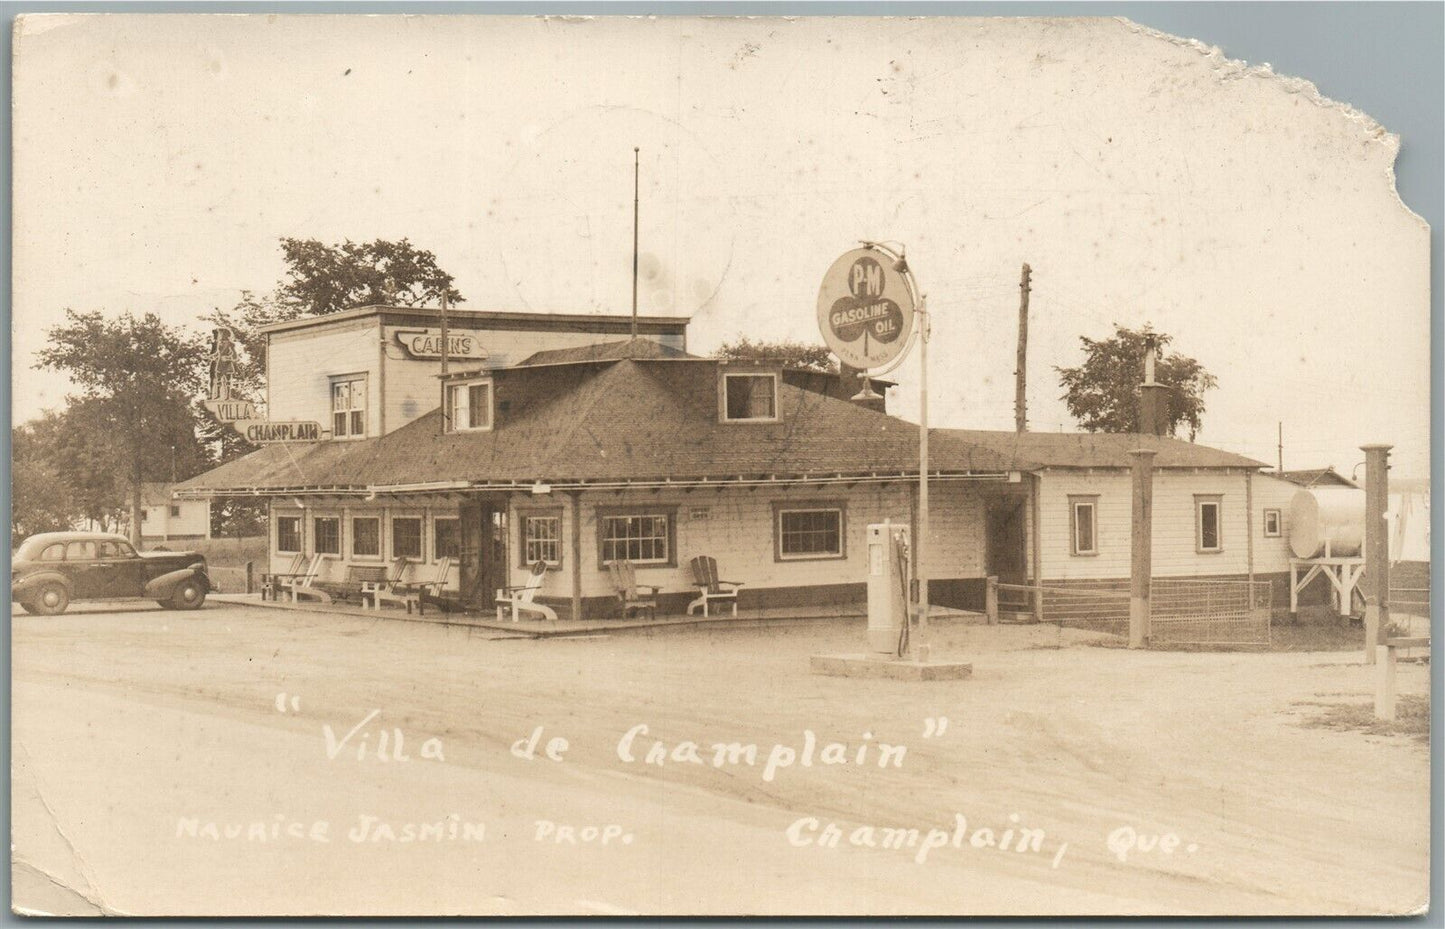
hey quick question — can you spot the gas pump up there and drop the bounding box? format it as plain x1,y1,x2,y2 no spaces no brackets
866,520,912,656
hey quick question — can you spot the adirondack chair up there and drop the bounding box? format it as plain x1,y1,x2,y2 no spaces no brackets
608,560,659,620
360,557,420,613
394,557,452,616
686,555,744,617
496,561,558,622
285,553,334,604
261,552,307,602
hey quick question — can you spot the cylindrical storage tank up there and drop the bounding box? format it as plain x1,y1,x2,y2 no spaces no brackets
1289,487,1366,558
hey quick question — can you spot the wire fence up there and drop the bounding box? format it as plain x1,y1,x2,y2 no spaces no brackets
997,577,1273,648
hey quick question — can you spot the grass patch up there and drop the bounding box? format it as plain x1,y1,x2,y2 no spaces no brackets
1264,621,1366,653
1296,695,1430,744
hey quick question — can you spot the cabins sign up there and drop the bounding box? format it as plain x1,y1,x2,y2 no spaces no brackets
394,329,489,361
205,327,324,443
816,247,916,370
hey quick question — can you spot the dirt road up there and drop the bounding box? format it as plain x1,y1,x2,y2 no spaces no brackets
10,603,1430,916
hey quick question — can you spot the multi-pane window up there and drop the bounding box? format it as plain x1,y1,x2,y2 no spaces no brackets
1263,508,1282,538
276,515,302,553
169,505,181,517
445,380,492,432
314,517,341,555
331,375,367,438
1196,496,1223,553
352,517,381,558
433,518,460,560
600,514,670,564
776,506,844,559
722,373,778,422
522,513,562,566
1070,497,1098,556
392,517,423,560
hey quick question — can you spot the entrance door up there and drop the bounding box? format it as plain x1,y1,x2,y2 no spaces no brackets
985,500,1028,585
458,499,509,610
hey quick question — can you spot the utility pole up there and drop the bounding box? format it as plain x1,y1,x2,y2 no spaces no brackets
1014,263,1031,433
631,146,640,342
1277,422,1283,473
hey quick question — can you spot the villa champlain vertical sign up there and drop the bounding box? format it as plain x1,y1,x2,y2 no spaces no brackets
816,247,916,370
204,326,325,443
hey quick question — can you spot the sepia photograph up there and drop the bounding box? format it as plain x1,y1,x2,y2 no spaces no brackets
6,6,1437,918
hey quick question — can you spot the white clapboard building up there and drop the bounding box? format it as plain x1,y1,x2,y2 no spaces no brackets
180,305,1309,620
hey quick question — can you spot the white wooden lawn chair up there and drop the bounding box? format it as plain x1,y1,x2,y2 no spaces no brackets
360,557,421,614
285,553,334,604
261,552,306,602
608,560,659,620
396,557,452,616
686,555,744,617
496,561,558,622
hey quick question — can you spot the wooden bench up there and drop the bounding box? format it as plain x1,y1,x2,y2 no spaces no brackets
315,564,390,605
1376,636,1430,720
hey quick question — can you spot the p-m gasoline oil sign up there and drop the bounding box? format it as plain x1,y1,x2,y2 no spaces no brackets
816,247,916,370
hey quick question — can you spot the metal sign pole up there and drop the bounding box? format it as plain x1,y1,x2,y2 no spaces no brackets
916,294,930,662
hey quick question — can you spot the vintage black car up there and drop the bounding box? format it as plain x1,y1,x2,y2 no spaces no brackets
12,532,210,615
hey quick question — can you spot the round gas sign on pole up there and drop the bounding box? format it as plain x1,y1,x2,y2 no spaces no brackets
816,247,916,371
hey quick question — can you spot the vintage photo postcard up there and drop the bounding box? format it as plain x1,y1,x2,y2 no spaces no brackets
9,11,1432,917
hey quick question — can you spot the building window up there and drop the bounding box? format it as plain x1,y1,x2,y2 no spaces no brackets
276,515,302,553
314,517,341,555
433,517,460,561
521,511,562,567
1263,508,1282,538
392,517,423,560
1069,496,1098,556
1196,495,1223,553
330,374,367,438
169,505,181,518
352,516,381,558
721,372,779,422
445,379,493,432
598,510,674,565
775,502,845,560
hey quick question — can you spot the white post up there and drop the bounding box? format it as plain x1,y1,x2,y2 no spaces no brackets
1375,644,1396,721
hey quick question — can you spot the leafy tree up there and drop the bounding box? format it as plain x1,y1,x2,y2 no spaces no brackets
276,237,463,316
12,418,80,544
1055,324,1218,440
713,336,838,373
35,310,213,544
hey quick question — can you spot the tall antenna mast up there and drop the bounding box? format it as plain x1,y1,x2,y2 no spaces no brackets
631,146,640,341
1014,262,1031,432
439,292,450,378
439,291,450,429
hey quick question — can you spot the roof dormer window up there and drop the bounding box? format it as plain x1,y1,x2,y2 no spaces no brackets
445,378,493,433
721,372,779,423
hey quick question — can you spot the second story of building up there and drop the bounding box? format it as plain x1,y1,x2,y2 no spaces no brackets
263,305,690,441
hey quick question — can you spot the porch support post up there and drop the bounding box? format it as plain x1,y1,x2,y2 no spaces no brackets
569,490,583,623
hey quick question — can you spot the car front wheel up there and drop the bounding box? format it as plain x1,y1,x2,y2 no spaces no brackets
29,583,70,616
166,577,207,611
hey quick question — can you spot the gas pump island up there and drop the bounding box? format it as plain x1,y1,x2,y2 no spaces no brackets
809,244,973,682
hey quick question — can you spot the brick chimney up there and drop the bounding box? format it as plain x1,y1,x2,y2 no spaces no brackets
1138,338,1170,436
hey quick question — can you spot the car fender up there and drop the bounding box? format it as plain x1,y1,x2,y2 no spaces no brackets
144,563,210,599
12,571,73,599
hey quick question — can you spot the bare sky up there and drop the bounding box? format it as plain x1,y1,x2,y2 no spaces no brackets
11,14,1431,476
